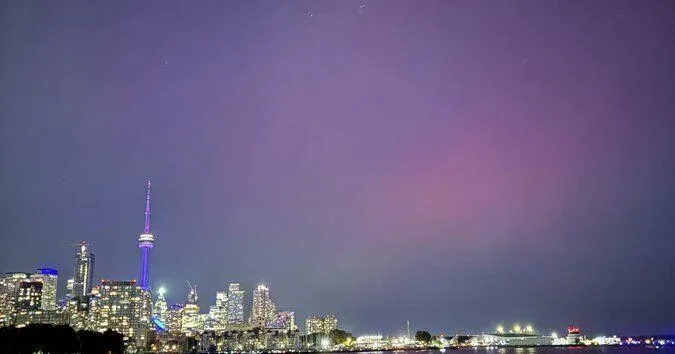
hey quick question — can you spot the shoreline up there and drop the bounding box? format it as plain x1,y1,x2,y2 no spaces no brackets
252,345,619,354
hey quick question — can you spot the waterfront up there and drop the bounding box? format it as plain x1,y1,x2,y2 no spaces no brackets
342,349,675,354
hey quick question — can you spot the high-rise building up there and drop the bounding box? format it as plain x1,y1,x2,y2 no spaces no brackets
73,241,95,297
153,287,168,322
0,272,31,326
97,280,151,348
305,314,338,335
31,268,58,311
15,281,42,312
182,282,202,335
66,295,93,331
207,290,228,331
138,180,155,290
305,316,322,335
165,304,184,334
65,278,74,299
10,279,63,327
271,311,296,330
251,284,276,328
227,283,245,325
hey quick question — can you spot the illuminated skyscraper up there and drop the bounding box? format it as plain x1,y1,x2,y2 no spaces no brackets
305,316,321,335
65,278,74,298
227,283,245,325
15,281,42,310
96,280,151,348
73,241,95,296
182,282,202,335
305,314,338,335
66,295,93,331
153,287,168,322
0,272,31,326
165,304,184,334
271,311,296,330
251,284,276,328
207,290,228,331
138,180,155,289
31,268,58,311
12,279,62,327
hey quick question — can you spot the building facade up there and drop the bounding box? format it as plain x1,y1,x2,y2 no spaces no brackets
251,284,276,328
0,272,31,326
153,287,168,322
96,280,151,348
73,242,95,297
182,283,202,335
11,280,62,327
207,290,228,331
31,268,58,311
66,295,93,331
271,311,296,330
166,303,184,334
305,314,338,335
227,283,245,325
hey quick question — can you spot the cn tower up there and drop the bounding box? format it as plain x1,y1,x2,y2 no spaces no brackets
138,180,154,289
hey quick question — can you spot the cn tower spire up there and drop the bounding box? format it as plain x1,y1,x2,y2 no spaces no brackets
138,179,155,290
144,180,152,234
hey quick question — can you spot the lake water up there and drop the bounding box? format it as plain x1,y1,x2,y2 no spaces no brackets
352,349,675,354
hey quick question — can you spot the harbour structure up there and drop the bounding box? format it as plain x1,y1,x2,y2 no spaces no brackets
138,180,154,289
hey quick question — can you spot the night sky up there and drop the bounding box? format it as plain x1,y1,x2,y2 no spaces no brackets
1,0,675,336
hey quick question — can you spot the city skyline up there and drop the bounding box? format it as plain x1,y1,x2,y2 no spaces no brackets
2,0,675,336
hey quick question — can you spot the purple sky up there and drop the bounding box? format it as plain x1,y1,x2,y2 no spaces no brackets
1,0,675,335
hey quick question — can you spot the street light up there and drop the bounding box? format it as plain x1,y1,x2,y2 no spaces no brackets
526,325,533,333
513,324,521,333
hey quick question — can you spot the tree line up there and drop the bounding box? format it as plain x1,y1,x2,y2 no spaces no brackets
0,324,124,354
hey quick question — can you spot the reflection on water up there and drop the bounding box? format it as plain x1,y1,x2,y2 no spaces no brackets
342,348,675,354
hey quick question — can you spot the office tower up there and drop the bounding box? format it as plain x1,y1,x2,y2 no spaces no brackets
138,180,155,289
251,284,276,328
66,295,93,331
15,281,42,312
215,290,227,309
305,314,338,335
153,287,168,322
97,280,151,348
65,278,74,299
0,272,31,326
182,282,202,335
12,280,64,326
166,304,184,334
31,268,58,311
73,241,95,297
207,290,228,331
227,283,245,325
305,316,322,335
323,313,338,333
